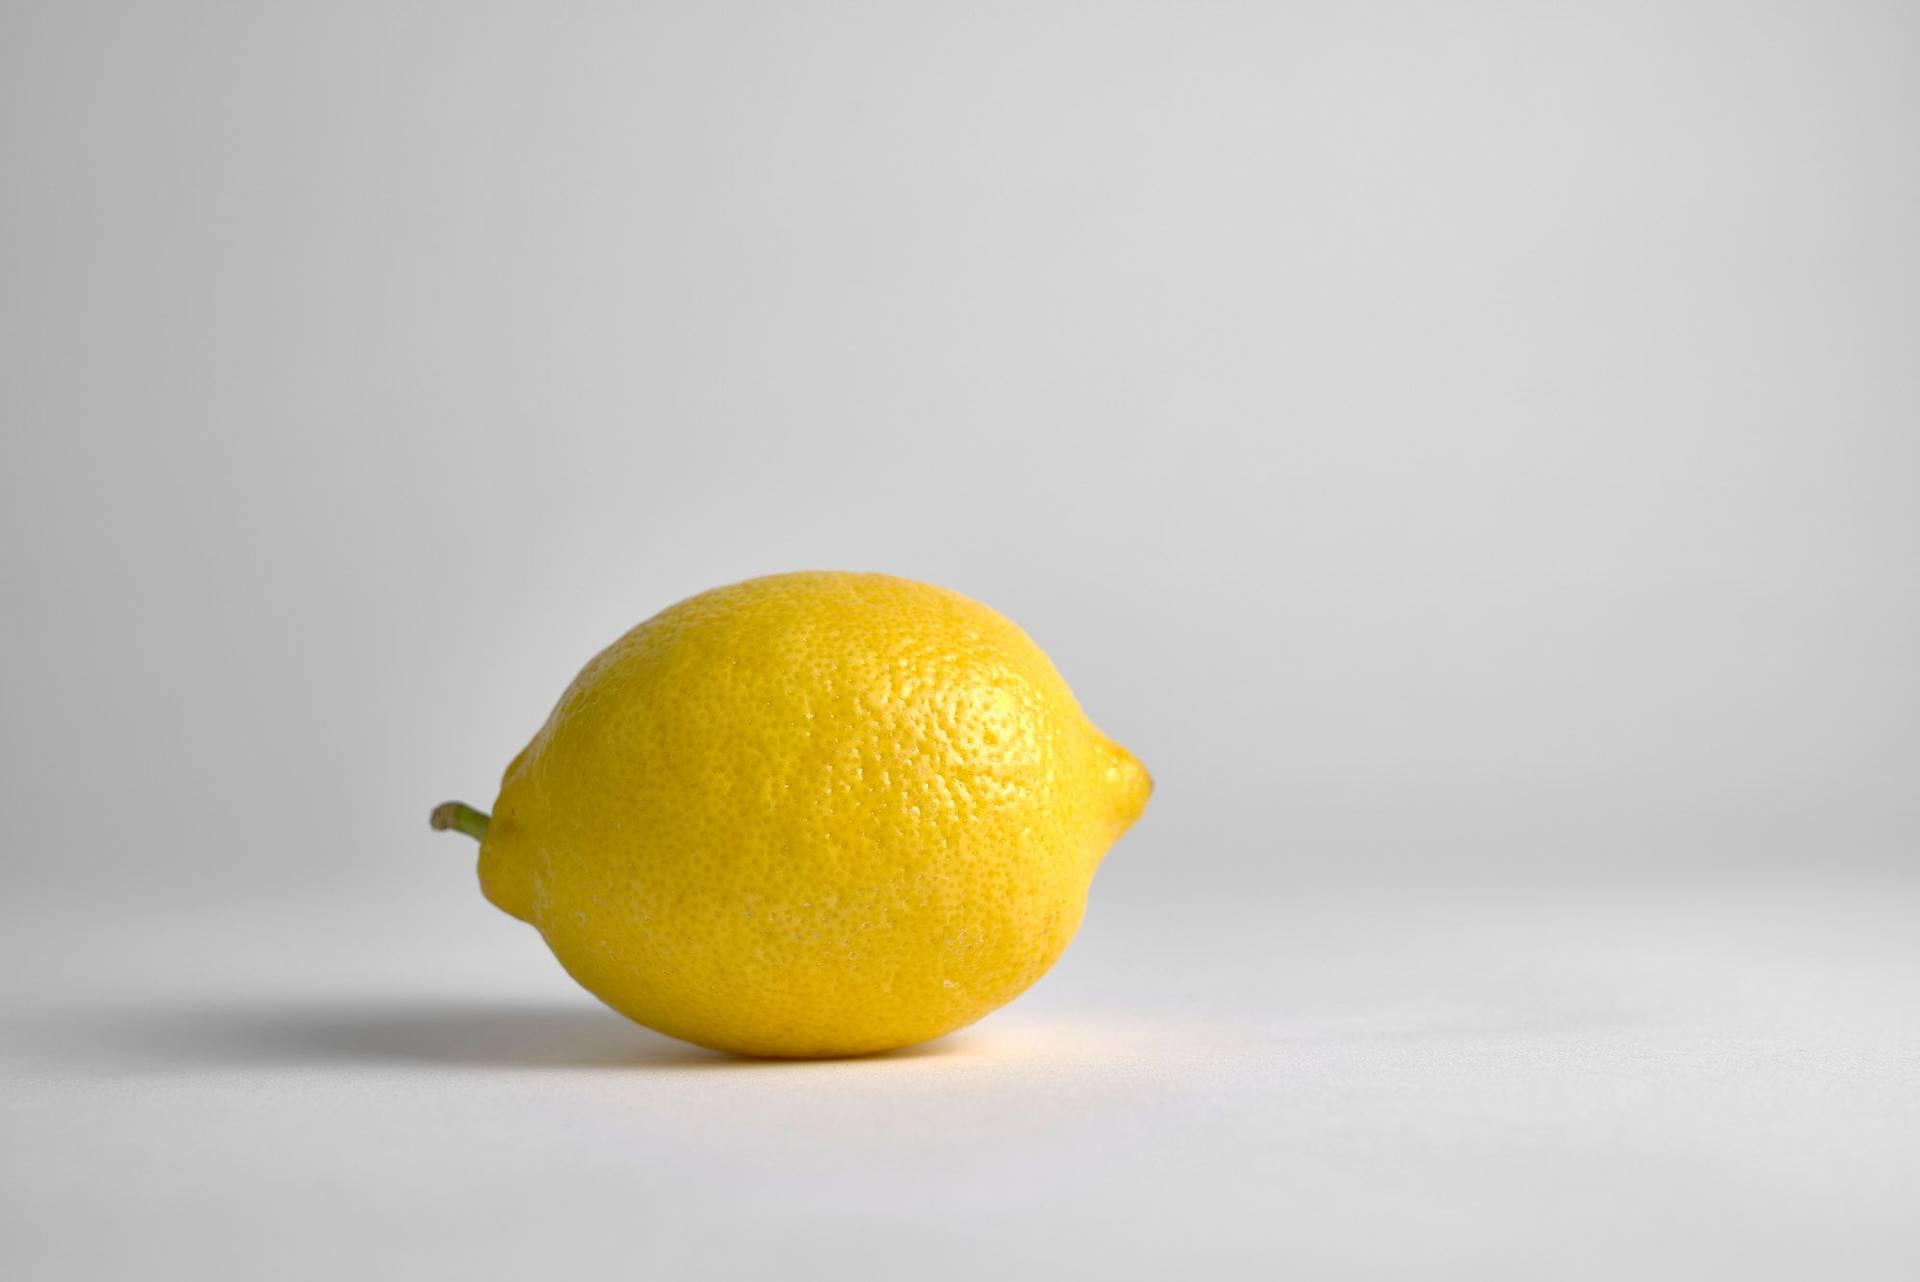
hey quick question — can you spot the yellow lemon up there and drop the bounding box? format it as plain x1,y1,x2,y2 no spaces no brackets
433,571,1150,1058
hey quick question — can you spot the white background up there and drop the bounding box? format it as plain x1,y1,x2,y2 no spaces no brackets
3,2,1916,1276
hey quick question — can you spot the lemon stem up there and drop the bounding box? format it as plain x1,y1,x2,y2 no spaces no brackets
430,801,490,841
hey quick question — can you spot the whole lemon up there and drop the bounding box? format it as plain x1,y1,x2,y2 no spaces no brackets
433,571,1150,1058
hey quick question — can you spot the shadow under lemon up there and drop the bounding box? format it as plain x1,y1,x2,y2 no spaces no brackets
27,999,1176,1073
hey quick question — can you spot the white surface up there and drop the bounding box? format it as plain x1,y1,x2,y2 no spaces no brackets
6,878,1917,1278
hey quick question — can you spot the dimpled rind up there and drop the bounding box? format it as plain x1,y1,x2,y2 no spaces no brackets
477,571,1151,1058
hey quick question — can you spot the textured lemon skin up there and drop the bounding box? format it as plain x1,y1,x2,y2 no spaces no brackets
476,572,1150,1058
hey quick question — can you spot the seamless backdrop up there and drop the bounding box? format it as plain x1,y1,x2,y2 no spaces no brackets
4,3,1917,911
2,3,1917,1278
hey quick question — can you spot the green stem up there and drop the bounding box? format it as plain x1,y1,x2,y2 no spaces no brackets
430,801,490,841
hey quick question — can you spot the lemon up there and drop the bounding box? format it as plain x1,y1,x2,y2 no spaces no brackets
433,571,1150,1058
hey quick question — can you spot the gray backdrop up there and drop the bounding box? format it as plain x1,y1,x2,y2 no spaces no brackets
3,4,1917,1277
5,1,1913,911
